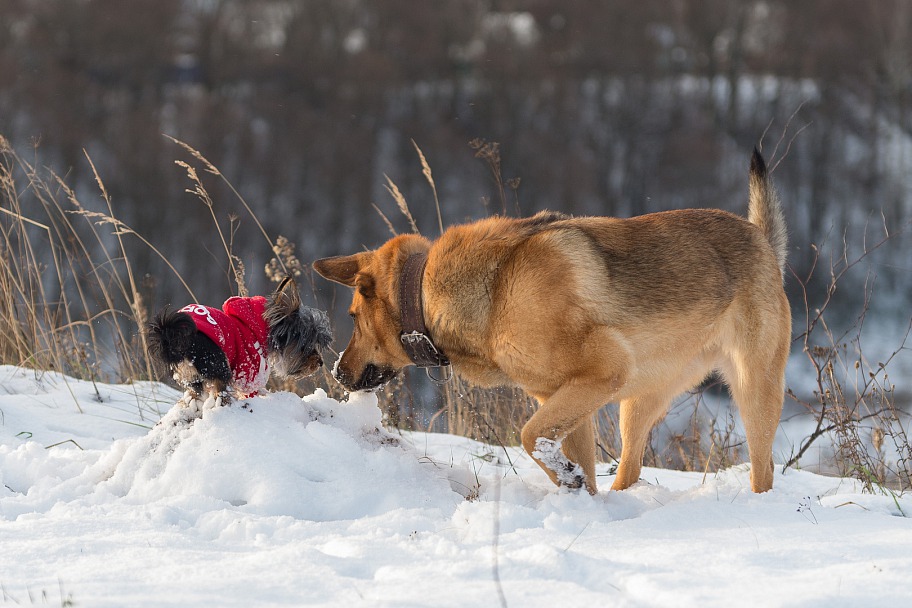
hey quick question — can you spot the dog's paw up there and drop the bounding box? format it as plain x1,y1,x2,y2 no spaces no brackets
168,393,206,427
532,437,586,490
177,390,202,408
173,389,229,419
202,393,220,410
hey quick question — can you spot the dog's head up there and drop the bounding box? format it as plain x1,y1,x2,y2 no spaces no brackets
313,235,428,392
264,278,334,379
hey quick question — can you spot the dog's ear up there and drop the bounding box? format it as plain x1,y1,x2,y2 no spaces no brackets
313,253,368,287
271,276,302,314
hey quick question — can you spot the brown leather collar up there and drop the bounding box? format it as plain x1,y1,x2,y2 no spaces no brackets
399,252,450,368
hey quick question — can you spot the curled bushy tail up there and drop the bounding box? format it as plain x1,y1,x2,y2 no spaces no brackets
748,148,788,275
147,308,198,365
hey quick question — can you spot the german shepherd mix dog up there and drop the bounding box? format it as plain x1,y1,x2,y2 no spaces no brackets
314,150,789,495
148,278,333,404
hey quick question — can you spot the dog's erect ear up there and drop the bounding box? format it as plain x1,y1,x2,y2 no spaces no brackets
312,253,368,287
271,276,302,314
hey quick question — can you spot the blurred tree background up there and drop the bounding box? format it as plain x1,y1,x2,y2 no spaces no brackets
1,0,910,325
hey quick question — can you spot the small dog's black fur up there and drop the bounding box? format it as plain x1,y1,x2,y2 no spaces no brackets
147,278,332,402
147,307,232,398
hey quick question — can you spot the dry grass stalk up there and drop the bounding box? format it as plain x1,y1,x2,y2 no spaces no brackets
265,235,304,283
784,221,912,493
174,159,248,296
371,204,398,238
167,135,279,279
470,138,508,215
412,140,444,235
383,175,419,234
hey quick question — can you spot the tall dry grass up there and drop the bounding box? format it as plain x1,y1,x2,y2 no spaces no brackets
783,224,912,494
0,135,155,389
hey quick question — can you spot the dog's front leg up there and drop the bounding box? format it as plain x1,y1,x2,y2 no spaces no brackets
522,378,619,495
203,379,230,407
531,418,595,491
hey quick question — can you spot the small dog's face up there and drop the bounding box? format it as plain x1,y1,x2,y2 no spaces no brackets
264,278,334,380
313,245,412,392
270,350,324,378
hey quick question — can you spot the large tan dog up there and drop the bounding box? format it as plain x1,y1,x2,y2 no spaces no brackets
314,149,790,495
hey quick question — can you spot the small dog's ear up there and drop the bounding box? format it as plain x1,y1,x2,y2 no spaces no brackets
272,276,302,314
266,277,300,327
313,254,368,287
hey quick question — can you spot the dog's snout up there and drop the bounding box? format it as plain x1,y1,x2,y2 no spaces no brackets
360,364,380,389
336,362,395,392
300,351,324,376
334,363,353,387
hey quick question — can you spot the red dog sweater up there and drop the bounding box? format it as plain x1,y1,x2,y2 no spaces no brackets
179,296,270,397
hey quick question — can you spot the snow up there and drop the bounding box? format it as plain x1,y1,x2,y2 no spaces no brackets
1,365,911,607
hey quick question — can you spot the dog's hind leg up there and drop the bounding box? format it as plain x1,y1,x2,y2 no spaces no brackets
721,345,788,493
718,288,790,493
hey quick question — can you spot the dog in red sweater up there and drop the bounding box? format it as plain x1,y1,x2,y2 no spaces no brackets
147,278,332,403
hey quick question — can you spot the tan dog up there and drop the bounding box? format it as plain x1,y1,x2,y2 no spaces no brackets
314,149,790,495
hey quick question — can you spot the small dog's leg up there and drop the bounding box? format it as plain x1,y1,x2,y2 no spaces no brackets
203,379,230,408
173,361,207,407
177,389,201,408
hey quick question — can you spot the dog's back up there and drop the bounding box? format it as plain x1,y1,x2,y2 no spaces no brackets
147,308,198,366
426,148,786,343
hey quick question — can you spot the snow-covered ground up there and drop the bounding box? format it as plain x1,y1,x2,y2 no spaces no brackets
1,365,910,607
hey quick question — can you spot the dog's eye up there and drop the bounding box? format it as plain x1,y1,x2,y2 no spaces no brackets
355,275,375,299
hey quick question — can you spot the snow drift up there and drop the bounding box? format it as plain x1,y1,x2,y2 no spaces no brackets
1,365,911,607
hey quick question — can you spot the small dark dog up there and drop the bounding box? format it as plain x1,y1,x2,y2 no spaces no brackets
147,278,332,403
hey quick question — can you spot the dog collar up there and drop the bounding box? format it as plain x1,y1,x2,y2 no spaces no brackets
399,252,450,369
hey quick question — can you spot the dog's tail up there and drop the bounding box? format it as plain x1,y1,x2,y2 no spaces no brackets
748,148,787,275
147,308,198,365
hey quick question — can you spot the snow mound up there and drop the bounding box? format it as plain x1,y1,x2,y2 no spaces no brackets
98,389,460,520
0,367,461,523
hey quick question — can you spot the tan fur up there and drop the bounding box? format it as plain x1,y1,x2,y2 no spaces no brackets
314,153,790,495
